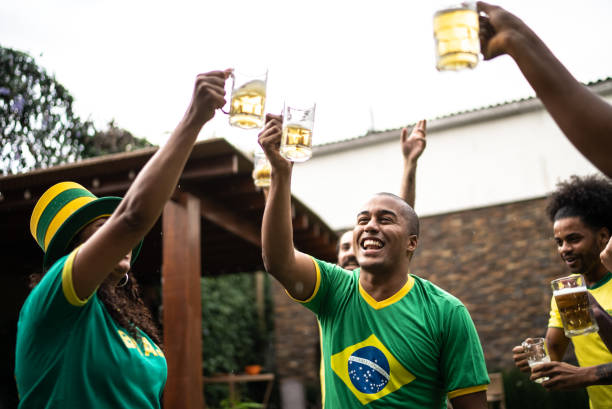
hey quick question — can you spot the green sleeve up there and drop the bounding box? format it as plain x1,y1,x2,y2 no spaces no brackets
441,305,490,395
296,257,352,318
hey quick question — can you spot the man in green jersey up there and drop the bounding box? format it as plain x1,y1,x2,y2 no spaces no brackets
258,117,489,409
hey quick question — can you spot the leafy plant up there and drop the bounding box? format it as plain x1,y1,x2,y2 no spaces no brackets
219,398,263,409
201,273,275,408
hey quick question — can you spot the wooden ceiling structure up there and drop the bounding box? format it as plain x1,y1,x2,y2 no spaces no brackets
0,137,337,409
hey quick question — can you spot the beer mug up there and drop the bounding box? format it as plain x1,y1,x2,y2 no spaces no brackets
252,151,271,188
521,338,550,383
551,275,599,337
433,2,480,71
227,70,268,129
280,102,316,162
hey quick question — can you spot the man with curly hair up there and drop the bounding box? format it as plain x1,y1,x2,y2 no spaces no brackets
512,175,612,408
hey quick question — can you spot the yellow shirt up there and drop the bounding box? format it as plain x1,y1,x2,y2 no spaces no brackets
549,272,612,409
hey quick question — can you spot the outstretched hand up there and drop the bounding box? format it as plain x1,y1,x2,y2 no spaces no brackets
477,2,530,60
186,69,232,126
258,114,292,174
401,119,427,164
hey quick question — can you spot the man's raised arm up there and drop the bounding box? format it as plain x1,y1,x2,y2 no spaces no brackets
259,114,318,300
399,119,427,208
477,1,612,178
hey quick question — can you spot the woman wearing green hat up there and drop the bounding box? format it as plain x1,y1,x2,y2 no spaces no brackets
15,69,231,409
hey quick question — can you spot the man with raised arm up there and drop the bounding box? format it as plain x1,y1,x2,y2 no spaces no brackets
477,1,612,178
258,117,489,409
337,119,426,271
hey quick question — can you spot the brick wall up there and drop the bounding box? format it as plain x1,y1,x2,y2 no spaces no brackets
272,279,320,382
272,196,564,385
411,197,561,370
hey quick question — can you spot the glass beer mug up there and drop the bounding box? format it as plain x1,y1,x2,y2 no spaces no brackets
280,101,316,162
227,70,268,129
433,2,480,71
252,151,271,188
521,338,550,383
551,275,599,337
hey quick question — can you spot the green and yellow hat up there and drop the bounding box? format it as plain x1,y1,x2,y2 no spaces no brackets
30,181,143,269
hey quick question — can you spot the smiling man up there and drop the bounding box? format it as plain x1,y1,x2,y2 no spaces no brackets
512,175,612,408
259,118,489,409
336,119,426,271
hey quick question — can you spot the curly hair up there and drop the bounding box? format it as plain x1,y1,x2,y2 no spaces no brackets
28,271,163,349
97,275,163,348
546,174,612,233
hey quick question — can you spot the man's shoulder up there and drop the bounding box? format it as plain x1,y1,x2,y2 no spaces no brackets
411,274,465,309
312,257,356,279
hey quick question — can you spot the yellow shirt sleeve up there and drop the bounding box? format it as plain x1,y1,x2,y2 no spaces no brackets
61,247,96,307
548,296,563,328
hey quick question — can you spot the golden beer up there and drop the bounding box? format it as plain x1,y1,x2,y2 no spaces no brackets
554,287,598,337
433,5,480,71
252,161,271,187
522,337,550,383
229,79,266,129
280,124,313,162
528,356,551,383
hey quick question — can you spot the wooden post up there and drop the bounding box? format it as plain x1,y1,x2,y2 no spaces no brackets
162,192,203,409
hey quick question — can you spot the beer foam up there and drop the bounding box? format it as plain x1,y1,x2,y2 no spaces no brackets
236,79,266,95
553,286,587,296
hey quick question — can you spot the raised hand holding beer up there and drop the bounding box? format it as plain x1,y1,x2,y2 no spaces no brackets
476,2,533,61
187,69,232,126
258,114,291,174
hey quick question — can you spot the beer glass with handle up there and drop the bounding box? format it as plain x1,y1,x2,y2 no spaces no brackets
433,2,480,71
551,275,599,337
227,70,268,129
252,151,271,188
521,337,550,383
280,101,316,162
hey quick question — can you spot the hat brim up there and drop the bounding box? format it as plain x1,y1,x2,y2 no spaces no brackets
43,197,143,270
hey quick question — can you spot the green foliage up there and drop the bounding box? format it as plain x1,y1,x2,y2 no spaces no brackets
0,45,94,174
218,398,263,409
503,367,589,409
202,273,274,408
202,273,258,374
84,120,153,157
0,46,154,175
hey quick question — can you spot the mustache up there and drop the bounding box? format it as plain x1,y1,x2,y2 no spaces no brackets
341,256,359,268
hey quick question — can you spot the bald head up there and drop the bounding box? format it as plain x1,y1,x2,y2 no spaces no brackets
373,192,419,236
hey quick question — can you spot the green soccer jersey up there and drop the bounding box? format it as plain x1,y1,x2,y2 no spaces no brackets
15,248,167,409
297,258,489,409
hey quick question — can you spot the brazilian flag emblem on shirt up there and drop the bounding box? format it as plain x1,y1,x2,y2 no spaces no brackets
331,334,415,405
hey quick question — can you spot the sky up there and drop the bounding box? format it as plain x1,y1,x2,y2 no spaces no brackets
2,0,612,154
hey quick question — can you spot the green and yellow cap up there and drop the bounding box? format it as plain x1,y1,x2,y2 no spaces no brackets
30,181,143,269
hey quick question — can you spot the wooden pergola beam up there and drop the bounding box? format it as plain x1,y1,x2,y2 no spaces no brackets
181,154,239,180
162,192,203,409
198,195,261,247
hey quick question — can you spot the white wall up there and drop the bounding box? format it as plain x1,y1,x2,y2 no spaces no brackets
289,96,609,231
